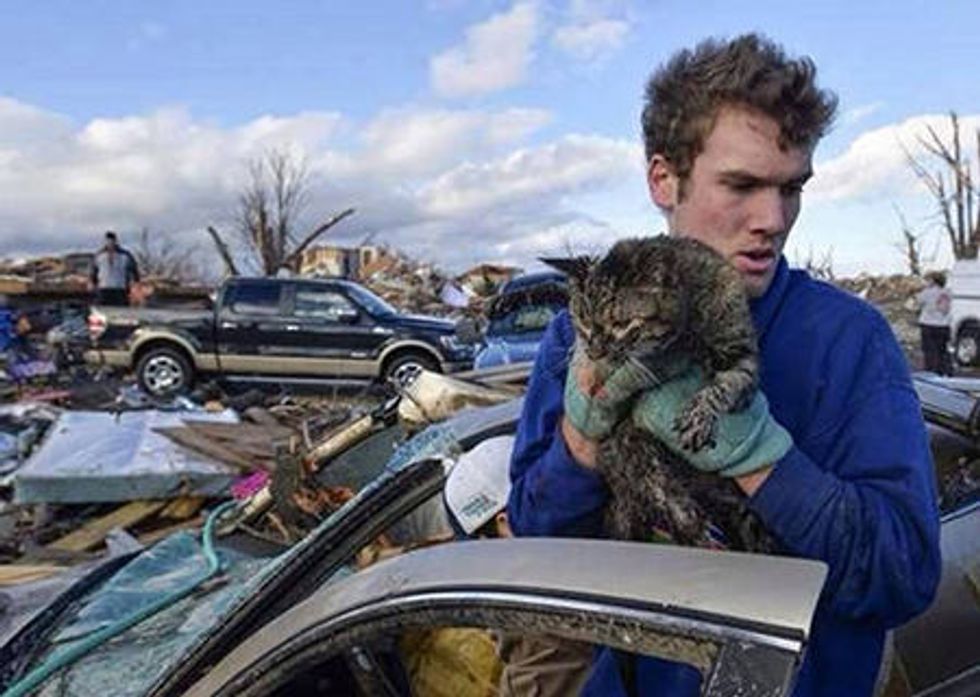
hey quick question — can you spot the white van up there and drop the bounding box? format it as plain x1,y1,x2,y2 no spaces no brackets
948,259,980,366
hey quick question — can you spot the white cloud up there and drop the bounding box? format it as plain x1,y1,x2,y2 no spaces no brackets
840,101,884,127
551,0,631,62
430,2,538,98
0,103,347,253
356,107,551,178
422,134,641,217
0,97,73,149
0,98,639,271
552,18,629,60
809,113,980,203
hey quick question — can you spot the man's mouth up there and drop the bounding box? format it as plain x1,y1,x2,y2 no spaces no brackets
733,249,775,275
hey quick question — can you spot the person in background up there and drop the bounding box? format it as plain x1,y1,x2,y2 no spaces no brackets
90,231,140,306
916,271,953,375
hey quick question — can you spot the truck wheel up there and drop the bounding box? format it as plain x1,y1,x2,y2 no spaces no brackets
383,352,439,386
137,346,193,397
955,327,980,367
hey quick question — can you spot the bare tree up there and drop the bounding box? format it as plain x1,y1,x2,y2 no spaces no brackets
893,207,923,276
905,111,980,259
205,149,355,276
795,245,835,281
132,227,206,283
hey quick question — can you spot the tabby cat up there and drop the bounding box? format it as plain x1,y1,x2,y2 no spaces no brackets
547,235,776,552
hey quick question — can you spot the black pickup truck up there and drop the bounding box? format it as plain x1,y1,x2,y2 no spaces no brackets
86,277,478,396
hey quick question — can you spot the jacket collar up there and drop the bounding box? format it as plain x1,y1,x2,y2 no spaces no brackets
750,256,790,340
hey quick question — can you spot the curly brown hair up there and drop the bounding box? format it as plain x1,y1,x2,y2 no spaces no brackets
642,33,838,182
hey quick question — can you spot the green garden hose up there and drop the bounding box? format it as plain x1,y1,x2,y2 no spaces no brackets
3,500,237,697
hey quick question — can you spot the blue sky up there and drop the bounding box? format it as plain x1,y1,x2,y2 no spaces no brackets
1,0,978,276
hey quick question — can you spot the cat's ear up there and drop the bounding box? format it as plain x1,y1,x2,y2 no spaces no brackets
539,255,594,286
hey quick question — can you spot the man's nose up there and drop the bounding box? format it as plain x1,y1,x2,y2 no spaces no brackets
749,188,787,237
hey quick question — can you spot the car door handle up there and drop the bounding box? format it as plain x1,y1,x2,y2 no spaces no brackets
285,324,301,331
220,321,238,330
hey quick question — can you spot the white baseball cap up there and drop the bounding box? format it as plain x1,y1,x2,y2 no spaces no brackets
444,435,516,536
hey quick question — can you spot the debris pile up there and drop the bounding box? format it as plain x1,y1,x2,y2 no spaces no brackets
0,351,524,581
325,246,512,318
0,381,366,569
836,273,927,369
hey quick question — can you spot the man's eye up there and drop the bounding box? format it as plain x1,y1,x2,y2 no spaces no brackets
781,182,805,195
728,181,755,193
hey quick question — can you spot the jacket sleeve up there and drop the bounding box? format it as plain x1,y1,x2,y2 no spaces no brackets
749,312,941,627
508,312,609,538
126,250,140,283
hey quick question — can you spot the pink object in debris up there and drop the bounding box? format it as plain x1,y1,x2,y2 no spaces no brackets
231,471,269,499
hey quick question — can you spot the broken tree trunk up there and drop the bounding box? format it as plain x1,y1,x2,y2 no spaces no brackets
282,208,356,271
205,225,240,276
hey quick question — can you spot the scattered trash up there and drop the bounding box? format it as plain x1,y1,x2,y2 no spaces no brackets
396,369,521,429
0,404,59,478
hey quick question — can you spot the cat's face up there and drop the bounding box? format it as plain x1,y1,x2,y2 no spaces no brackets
550,241,686,364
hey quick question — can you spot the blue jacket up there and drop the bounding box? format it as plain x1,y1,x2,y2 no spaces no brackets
507,257,941,696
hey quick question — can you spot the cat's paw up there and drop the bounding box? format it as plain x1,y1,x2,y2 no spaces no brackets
674,396,717,452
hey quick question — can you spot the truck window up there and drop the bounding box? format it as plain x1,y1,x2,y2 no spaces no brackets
226,283,281,316
294,288,356,322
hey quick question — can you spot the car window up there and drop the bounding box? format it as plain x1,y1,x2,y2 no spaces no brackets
344,282,398,317
226,283,281,316
490,303,562,335
294,287,356,321
512,304,557,332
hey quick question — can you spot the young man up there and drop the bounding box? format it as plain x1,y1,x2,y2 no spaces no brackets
507,34,941,696
90,230,140,306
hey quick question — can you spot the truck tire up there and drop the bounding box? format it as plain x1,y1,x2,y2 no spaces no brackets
137,346,194,397
383,352,440,386
955,327,980,367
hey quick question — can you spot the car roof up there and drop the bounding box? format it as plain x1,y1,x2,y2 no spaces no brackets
500,270,566,293
184,539,827,696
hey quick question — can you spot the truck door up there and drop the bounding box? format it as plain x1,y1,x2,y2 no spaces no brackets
278,282,386,378
215,281,294,375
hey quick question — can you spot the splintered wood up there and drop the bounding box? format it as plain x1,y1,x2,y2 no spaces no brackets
153,420,294,472
0,564,65,586
46,500,168,552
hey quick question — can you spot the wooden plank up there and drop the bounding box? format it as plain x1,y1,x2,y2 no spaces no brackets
165,423,280,471
47,500,167,553
241,407,286,430
0,277,30,294
0,564,65,586
182,426,280,458
182,420,294,442
160,496,206,520
153,426,255,470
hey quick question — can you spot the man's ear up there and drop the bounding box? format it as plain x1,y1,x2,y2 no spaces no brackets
647,154,679,211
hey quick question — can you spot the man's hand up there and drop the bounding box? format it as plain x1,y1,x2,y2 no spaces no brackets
561,415,599,468
631,367,793,481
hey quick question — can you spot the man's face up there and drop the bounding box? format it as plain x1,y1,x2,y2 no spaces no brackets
648,106,814,298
